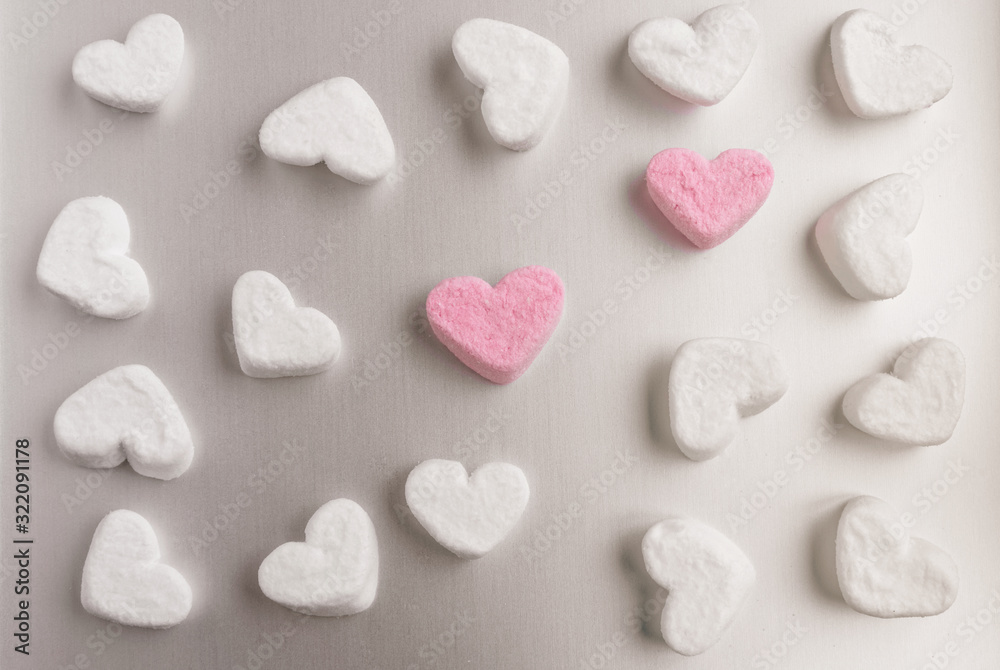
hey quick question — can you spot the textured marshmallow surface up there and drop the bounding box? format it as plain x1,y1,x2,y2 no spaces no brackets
37,196,149,319
72,14,184,113
405,460,529,559
666,338,789,461
259,77,395,184
843,338,965,446
831,9,953,119
232,271,341,378
426,266,564,384
816,174,922,300
54,365,194,480
82,510,192,628
837,496,959,618
258,499,378,616
452,18,569,151
646,148,773,249
629,5,759,106
642,517,755,656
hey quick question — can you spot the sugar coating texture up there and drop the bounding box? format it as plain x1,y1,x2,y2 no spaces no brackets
642,517,755,656
831,9,952,119
72,14,184,113
36,196,149,319
629,5,759,106
259,77,395,184
258,499,378,616
815,173,922,300
843,338,965,446
837,496,959,618
82,510,192,628
646,148,773,249
452,18,569,151
426,266,564,384
666,338,788,461
232,271,341,378
405,460,529,559
54,365,194,480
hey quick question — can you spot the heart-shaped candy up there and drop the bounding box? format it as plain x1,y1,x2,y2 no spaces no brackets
81,510,192,628
232,271,341,378
629,5,759,106
72,14,184,113
665,338,788,461
646,148,773,249
259,77,395,184
258,499,378,616
452,18,569,151
642,517,755,656
54,365,194,480
831,9,953,119
815,174,922,300
405,459,529,559
837,495,959,617
36,196,150,319
843,338,965,446
426,266,564,384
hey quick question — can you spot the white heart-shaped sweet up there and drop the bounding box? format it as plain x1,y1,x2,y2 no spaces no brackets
843,338,965,445
72,14,184,113
405,459,529,559
816,174,922,300
232,271,341,378
54,365,194,480
831,9,952,119
642,517,755,656
665,338,789,461
81,510,192,628
452,18,569,151
837,496,959,618
629,5,759,106
258,499,378,616
37,196,149,319
259,77,395,185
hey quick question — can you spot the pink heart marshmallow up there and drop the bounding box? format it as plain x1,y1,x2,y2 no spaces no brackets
426,266,564,384
646,148,774,249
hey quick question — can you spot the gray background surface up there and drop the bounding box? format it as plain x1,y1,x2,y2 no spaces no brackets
2,0,999,668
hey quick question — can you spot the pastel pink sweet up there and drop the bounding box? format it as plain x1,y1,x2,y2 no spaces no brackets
426,266,564,384
646,148,774,249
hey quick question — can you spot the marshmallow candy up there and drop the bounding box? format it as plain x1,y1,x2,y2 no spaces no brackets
258,499,378,616
37,196,149,319
405,460,529,559
843,338,965,446
837,496,959,617
831,9,953,119
232,271,341,378
259,77,395,184
665,338,788,461
82,510,192,628
426,266,564,384
646,148,773,249
629,5,759,106
452,19,569,150
72,14,184,113
54,365,194,480
642,517,755,655
815,174,922,300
